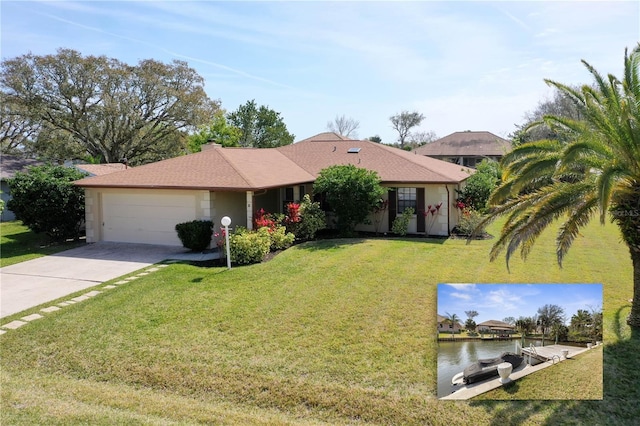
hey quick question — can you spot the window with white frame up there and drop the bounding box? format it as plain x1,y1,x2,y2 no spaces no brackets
397,187,417,214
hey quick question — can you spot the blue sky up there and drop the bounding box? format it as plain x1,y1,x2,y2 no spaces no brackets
1,1,638,144
437,283,603,325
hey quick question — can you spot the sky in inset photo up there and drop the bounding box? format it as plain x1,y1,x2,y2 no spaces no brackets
437,283,603,324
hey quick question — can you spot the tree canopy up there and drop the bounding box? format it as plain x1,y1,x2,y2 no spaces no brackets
187,110,242,152
1,49,218,164
479,44,640,328
390,110,424,149
537,304,565,344
510,88,582,147
227,100,294,148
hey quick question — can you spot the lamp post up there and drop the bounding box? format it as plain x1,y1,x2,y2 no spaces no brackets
221,216,231,270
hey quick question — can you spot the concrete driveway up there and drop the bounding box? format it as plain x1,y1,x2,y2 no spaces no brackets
0,242,191,318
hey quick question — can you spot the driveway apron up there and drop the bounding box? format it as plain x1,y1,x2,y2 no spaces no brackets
0,242,183,318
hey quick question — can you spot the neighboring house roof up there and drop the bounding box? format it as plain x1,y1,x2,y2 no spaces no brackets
477,320,515,329
437,315,463,327
75,163,128,176
75,133,473,191
413,131,511,157
0,155,44,180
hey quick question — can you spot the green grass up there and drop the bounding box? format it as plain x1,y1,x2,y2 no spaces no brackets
0,221,85,267
476,345,603,400
1,219,638,425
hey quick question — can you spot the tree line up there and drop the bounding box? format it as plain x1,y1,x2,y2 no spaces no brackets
1,49,439,166
448,304,603,344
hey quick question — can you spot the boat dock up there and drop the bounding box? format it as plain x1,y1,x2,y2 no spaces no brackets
441,343,597,400
521,344,583,364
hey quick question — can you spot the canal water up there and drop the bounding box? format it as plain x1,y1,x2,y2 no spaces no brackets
437,338,536,398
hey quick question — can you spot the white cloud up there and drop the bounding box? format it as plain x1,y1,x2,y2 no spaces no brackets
450,292,472,301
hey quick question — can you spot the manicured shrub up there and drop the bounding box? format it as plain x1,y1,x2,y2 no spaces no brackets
286,194,326,241
7,164,87,240
229,226,271,265
175,220,213,251
456,159,501,212
454,209,486,236
314,164,384,235
391,207,414,236
269,225,295,250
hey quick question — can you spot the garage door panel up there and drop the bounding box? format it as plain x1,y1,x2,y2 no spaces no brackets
102,192,199,245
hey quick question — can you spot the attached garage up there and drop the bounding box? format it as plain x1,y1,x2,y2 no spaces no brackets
84,189,212,246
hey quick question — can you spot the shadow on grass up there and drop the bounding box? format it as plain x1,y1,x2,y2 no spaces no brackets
295,238,368,252
0,231,84,264
297,235,447,253
500,380,519,395
470,306,640,425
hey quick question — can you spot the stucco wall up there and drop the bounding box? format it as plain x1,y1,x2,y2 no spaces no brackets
210,191,248,233
355,184,459,236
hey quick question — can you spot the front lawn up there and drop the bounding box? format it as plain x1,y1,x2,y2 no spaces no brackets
0,221,84,268
476,344,603,400
0,219,638,425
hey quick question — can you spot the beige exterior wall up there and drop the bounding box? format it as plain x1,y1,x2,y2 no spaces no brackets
83,181,465,245
210,191,248,233
356,184,459,236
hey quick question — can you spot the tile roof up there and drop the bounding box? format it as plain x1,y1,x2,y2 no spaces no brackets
413,131,512,157
76,133,473,190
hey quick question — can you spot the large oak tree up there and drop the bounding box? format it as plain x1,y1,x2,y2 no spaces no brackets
227,99,294,148
1,49,218,164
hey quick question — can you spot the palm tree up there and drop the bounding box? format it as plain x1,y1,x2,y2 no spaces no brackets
570,309,593,335
478,45,640,328
445,312,460,337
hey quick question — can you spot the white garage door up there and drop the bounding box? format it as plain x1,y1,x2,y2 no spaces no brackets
102,192,198,245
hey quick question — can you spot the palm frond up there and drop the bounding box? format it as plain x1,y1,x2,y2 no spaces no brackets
557,197,598,266
622,44,640,99
488,182,595,269
544,79,585,108
596,164,629,223
485,46,640,290
580,59,613,101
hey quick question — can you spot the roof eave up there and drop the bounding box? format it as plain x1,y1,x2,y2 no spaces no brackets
75,180,317,192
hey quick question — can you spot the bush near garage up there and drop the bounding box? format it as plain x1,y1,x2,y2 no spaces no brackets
175,220,213,251
7,164,87,241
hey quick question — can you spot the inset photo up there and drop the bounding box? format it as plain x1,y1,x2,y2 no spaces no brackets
437,283,603,400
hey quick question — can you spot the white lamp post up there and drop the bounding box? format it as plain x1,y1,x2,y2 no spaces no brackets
221,216,232,269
